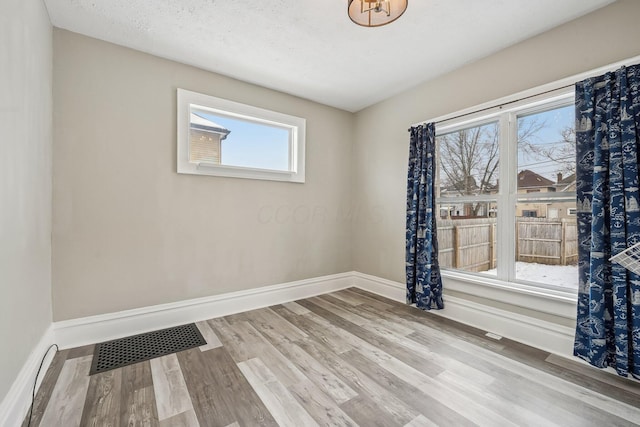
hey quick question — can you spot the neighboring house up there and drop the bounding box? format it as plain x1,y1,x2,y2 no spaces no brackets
189,112,231,164
517,170,576,219
439,177,498,219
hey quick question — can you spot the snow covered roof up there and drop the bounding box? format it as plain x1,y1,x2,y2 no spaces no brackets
190,112,230,138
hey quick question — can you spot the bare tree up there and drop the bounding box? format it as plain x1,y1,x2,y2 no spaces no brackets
518,125,576,177
438,123,499,197
437,120,545,216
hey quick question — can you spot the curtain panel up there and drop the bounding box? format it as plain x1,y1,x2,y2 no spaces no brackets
406,123,444,310
574,64,640,378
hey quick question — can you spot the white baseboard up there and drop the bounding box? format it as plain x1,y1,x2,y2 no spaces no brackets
0,326,56,427
351,271,575,357
54,272,354,349
54,270,575,355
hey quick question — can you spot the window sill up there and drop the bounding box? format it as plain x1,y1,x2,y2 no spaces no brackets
441,270,577,320
178,161,304,183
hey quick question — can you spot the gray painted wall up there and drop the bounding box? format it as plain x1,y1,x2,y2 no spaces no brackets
352,0,640,325
0,0,53,403
52,30,355,321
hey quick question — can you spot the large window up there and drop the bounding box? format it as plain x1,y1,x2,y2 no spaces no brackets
177,89,306,183
436,92,577,292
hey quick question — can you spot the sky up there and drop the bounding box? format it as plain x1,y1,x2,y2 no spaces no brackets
194,108,291,171
517,104,575,182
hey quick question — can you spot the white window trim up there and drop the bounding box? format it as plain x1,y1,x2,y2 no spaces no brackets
177,88,306,183
435,88,578,306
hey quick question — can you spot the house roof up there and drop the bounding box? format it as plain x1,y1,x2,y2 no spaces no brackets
518,169,554,189
555,173,576,192
190,112,231,139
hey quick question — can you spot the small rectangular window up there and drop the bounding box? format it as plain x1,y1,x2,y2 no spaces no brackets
177,89,306,183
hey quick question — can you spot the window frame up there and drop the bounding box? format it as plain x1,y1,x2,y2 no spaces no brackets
435,89,576,297
177,88,306,183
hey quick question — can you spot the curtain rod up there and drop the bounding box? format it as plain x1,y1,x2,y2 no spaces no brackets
410,83,574,130
440,83,572,127
410,54,640,130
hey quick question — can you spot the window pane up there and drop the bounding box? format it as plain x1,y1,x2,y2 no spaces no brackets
517,105,575,193
515,203,578,290
190,105,291,172
516,105,577,290
437,203,497,274
437,121,500,198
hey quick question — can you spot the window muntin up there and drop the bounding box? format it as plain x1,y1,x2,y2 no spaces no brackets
435,93,576,292
177,89,305,183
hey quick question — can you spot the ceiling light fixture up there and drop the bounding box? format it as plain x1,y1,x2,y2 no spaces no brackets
348,0,408,27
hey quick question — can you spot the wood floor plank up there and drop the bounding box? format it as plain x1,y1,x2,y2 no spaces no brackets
403,414,439,427
418,325,640,424
372,351,520,426
545,354,640,400
39,355,92,427
195,321,223,352
327,290,366,306
80,368,122,427
288,380,358,427
339,395,402,427
296,337,420,425
436,369,561,427
237,357,319,427
120,361,159,427
271,306,356,354
208,319,307,387
206,317,253,361
281,301,311,315
298,299,444,377
245,307,308,343
320,294,415,337
21,349,69,427
176,348,236,427
178,347,278,427
338,349,475,427
67,344,95,359
485,369,634,427
308,296,369,326
340,288,396,310
158,409,199,427
259,335,358,404
150,354,194,420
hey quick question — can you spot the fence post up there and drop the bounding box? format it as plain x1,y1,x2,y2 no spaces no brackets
453,225,460,269
489,223,496,269
515,219,520,263
560,219,566,265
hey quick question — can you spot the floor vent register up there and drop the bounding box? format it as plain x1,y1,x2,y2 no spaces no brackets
90,323,206,375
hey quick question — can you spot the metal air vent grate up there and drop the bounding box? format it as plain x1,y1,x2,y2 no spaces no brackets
90,323,206,375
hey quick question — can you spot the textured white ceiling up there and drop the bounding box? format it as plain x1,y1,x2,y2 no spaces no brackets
44,0,615,112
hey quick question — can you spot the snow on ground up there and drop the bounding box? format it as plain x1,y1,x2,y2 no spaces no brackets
485,262,578,290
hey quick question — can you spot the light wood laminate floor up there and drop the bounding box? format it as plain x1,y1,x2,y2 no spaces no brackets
24,288,640,427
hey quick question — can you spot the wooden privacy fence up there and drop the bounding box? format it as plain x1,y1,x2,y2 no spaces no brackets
437,217,577,272
516,217,578,266
438,218,497,272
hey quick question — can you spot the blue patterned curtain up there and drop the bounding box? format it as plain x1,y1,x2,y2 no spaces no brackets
574,64,640,379
406,123,444,310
